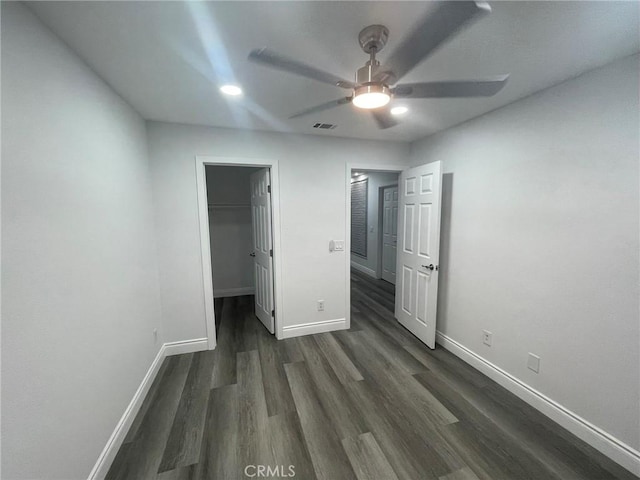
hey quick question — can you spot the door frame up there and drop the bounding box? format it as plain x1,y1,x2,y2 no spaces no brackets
345,163,407,329
377,183,399,281
195,156,284,349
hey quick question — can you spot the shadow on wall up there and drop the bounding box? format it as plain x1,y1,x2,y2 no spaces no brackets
436,172,454,334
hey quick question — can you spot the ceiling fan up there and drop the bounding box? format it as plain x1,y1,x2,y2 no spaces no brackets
248,1,509,129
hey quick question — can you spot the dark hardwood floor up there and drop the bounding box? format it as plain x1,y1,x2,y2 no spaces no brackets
106,270,638,480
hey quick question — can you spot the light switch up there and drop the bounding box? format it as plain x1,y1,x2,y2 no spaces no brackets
329,240,345,252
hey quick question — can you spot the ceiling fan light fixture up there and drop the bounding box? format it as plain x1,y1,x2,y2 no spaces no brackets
352,84,391,109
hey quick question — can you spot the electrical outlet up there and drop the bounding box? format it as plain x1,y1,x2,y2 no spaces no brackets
317,300,325,312
527,353,540,373
153,328,158,343
482,330,492,346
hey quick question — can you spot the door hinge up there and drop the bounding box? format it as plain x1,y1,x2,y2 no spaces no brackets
267,185,271,194
271,309,275,317
270,249,273,257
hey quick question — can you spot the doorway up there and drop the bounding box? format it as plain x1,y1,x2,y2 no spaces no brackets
206,166,260,300
349,169,400,284
348,168,402,337
196,156,283,349
346,162,444,349
380,184,399,284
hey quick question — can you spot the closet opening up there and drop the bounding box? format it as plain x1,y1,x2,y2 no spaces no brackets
196,157,282,349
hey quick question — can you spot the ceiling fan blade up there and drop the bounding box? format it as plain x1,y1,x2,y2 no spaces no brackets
249,48,356,89
371,108,399,129
393,75,509,98
289,97,352,119
376,1,491,84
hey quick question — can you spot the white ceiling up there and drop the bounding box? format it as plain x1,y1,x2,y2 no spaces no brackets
28,1,639,142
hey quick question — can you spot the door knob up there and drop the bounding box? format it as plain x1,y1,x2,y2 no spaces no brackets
249,252,256,257
422,264,438,271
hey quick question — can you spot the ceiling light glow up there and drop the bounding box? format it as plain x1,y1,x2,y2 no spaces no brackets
352,84,390,109
391,106,409,116
220,85,243,96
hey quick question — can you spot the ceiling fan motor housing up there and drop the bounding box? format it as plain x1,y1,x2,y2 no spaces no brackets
355,63,390,92
357,24,392,88
356,63,381,85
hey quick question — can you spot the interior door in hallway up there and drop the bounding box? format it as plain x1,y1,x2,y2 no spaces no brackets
395,161,442,349
250,168,275,334
381,185,398,284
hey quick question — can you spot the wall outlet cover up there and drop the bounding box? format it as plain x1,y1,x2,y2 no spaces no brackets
527,353,541,373
482,330,492,347
317,300,325,312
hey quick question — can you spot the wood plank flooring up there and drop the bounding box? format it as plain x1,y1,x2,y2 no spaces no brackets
107,270,638,480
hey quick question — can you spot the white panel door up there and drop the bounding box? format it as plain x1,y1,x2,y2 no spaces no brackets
381,185,398,284
395,162,442,349
250,168,275,334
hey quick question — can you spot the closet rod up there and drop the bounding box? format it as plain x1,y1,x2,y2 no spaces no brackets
208,203,251,208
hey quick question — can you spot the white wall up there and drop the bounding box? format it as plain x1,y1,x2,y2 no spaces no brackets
350,171,399,278
1,4,163,479
147,122,409,341
206,166,257,295
409,54,640,454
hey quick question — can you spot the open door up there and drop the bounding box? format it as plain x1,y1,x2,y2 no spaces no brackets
395,161,442,349
250,168,275,334
381,185,398,284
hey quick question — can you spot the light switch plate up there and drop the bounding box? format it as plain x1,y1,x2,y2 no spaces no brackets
334,240,344,251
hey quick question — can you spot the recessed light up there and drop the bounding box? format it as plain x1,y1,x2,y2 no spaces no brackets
220,85,243,96
391,106,409,116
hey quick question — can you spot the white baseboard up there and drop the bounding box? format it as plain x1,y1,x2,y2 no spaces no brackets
88,337,210,480
88,345,166,480
350,261,377,279
213,287,255,298
436,331,640,477
164,338,209,356
281,318,347,339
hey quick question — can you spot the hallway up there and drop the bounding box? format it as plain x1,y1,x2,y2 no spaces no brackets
107,271,637,479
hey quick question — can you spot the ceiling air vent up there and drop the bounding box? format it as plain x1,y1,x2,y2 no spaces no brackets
313,123,337,130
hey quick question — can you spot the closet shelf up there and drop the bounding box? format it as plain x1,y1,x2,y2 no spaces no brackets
208,203,251,209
